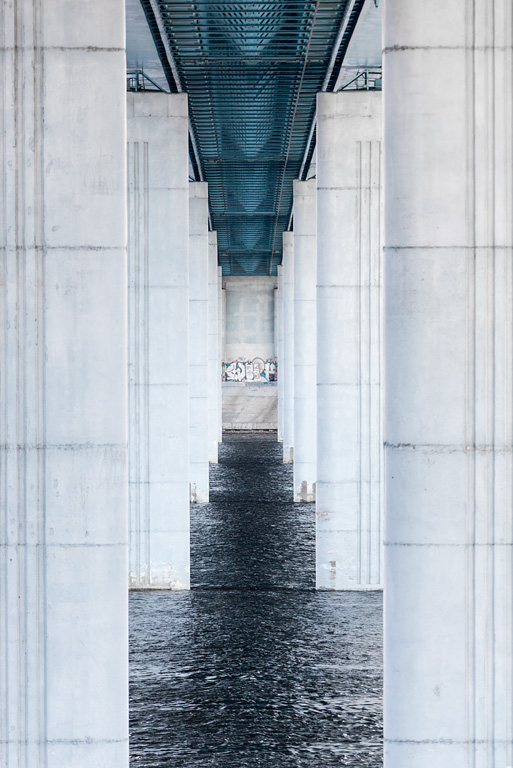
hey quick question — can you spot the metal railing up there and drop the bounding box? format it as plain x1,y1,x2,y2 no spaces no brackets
338,69,382,91
126,69,166,93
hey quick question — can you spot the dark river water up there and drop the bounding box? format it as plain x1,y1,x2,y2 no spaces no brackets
130,433,383,767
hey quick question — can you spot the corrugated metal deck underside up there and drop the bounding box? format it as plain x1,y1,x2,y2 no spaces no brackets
143,0,365,274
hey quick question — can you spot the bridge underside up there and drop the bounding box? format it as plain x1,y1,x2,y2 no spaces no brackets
2,1,512,767
134,0,367,275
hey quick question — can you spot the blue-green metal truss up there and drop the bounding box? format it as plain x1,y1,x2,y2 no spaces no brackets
140,0,365,275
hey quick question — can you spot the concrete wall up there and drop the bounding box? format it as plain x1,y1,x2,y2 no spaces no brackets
222,276,277,429
224,276,276,362
223,383,278,430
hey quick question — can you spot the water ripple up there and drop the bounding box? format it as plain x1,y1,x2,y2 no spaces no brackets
130,433,383,767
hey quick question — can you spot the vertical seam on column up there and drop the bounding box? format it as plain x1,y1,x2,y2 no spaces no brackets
1,0,8,754
14,2,28,760
128,141,135,583
132,141,141,585
509,7,513,761
34,0,48,760
127,140,132,584
466,0,477,762
480,3,496,761
367,140,372,587
144,141,150,586
357,140,362,586
377,139,382,587
489,2,496,756
14,4,21,761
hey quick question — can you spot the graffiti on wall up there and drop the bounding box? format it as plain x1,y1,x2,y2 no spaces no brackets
223,358,277,383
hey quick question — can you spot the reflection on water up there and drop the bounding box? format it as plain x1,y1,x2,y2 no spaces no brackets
130,433,383,767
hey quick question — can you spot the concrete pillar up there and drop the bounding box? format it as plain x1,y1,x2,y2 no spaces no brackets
316,91,383,590
277,266,284,442
0,1,128,765
189,183,209,502
293,180,317,501
222,283,227,366
274,283,279,383
127,93,190,589
218,266,223,442
208,232,219,463
282,232,295,463
384,1,513,765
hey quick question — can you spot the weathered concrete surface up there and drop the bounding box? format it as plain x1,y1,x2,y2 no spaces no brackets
218,266,223,443
282,233,295,463
277,266,284,442
189,182,210,502
384,1,513,765
316,90,383,591
0,1,128,765
223,383,278,430
224,276,276,362
127,92,190,590
208,232,220,464
293,180,317,502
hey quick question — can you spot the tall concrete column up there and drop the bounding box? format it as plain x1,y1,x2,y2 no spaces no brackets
277,265,284,442
316,91,383,590
218,266,223,442
189,183,209,502
208,232,219,463
384,1,513,765
274,283,279,381
282,232,295,463
222,284,227,365
293,180,317,501
0,1,128,765
127,93,190,589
